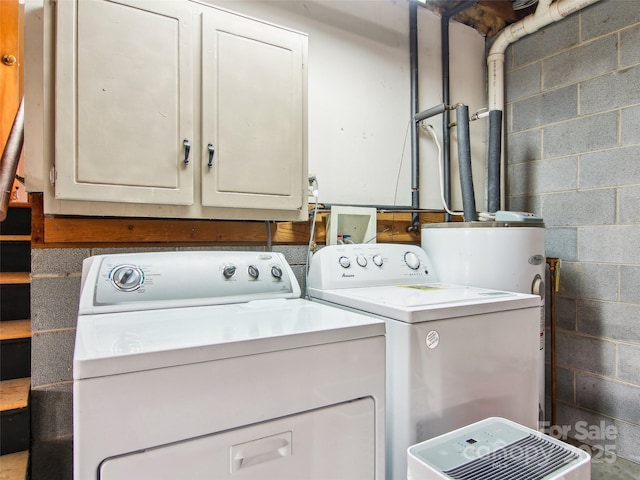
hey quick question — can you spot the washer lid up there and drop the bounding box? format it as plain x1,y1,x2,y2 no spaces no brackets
308,283,540,323
73,298,384,380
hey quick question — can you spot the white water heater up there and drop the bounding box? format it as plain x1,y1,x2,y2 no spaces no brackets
421,215,546,424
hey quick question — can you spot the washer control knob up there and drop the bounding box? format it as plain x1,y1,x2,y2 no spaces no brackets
271,265,283,280
356,255,367,267
338,256,351,268
223,265,237,279
111,265,144,291
372,254,383,267
248,265,260,280
404,251,421,270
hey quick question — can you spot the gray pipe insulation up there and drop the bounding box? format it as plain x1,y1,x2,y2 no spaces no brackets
455,104,478,222
487,109,502,213
414,103,448,123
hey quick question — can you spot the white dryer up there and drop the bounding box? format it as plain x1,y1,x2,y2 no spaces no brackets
307,244,540,480
73,250,385,479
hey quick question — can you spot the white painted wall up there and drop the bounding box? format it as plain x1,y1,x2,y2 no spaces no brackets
204,0,487,211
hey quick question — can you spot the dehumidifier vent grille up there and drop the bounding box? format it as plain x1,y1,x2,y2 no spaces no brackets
443,434,579,480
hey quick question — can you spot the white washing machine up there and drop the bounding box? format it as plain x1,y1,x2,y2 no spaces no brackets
73,250,385,480
307,244,540,480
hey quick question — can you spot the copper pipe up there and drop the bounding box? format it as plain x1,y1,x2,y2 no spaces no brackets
547,257,560,427
0,97,25,221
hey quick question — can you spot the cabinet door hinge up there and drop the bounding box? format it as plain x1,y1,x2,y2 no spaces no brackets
49,166,56,186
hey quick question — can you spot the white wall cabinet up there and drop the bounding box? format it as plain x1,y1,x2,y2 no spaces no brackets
50,0,308,221
200,6,305,212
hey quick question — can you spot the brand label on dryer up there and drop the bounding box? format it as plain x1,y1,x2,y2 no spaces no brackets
426,330,440,349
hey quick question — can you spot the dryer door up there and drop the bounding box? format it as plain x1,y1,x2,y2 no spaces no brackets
99,397,375,479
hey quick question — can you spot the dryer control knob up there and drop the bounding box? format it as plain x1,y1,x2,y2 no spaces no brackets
223,265,237,279
404,251,421,270
338,256,351,268
372,254,383,267
248,265,260,279
271,265,283,280
356,255,367,267
111,265,144,291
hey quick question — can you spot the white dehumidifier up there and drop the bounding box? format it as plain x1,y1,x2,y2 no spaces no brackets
407,417,590,480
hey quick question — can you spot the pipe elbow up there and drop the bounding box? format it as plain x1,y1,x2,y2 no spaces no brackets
489,29,514,56
487,51,505,64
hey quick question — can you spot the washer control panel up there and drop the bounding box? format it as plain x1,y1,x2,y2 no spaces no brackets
79,251,300,314
308,244,438,290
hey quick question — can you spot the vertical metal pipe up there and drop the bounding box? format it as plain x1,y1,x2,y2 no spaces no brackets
441,16,452,223
487,109,503,213
441,0,476,222
409,1,419,228
455,104,477,222
547,257,560,428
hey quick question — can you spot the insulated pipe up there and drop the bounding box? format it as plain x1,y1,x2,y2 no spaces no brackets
441,0,476,222
486,0,602,210
487,109,502,213
455,104,477,222
409,1,419,228
410,0,475,225
414,103,448,123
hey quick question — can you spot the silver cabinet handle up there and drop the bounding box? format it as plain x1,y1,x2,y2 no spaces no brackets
207,143,215,168
183,139,191,164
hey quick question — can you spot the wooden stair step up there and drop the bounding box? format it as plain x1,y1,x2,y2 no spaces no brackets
0,235,30,242
0,321,31,342
0,379,30,457
0,450,29,480
0,378,30,412
0,273,30,285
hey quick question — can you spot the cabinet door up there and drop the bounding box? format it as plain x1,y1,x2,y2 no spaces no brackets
201,9,306,212
55,0,193,205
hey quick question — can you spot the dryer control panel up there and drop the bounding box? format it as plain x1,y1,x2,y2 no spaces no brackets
308,244,438,290
78,251,300,314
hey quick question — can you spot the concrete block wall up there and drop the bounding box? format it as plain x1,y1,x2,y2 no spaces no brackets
30,245,309,479
505,0,640,463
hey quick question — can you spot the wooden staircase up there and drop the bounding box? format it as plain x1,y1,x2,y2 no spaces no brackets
0,204,31,479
